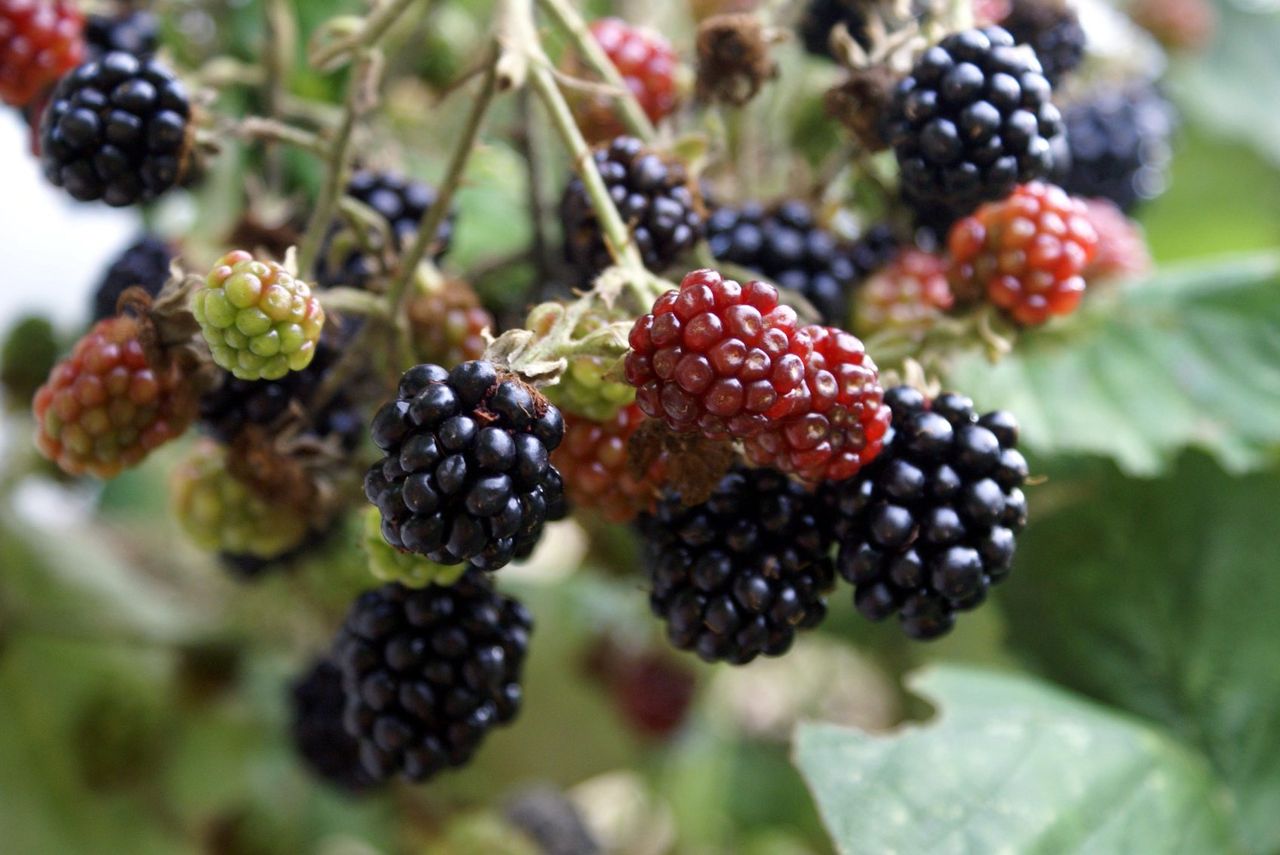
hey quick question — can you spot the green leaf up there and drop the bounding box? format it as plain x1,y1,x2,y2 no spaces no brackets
794,666,1242,855
946,253,1280,475
1002,453,1280,854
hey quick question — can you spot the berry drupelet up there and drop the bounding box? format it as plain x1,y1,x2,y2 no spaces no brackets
40,51,191,206
290,659,379,794
948,181,1098,326
853,248,954,339
573,17,678,141
366,361,567,571
828,386,1029,639
0,0,84,107
316,170,454,290
553,403,666,524
91,235,173,321
1000,0,1085,86
1059,82,1176,213
882,26,1064,228
561,136,704,283
641,466,836,665
331,573,532,782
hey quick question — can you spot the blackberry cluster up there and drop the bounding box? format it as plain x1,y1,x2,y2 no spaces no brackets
290,660,379,793
91,235,172,321
1060,83,1176,213
641,467,836,664
829,386,1028,639
1000,0,1085,85
332,574,532,782
365,362,567,571
882,27,1064,228
198,338,362,450
706,200,899,325
41,51,191,206
316,170,453,290
561,136,704,283
85,10,159,58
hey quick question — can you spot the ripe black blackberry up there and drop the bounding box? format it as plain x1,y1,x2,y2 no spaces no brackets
798,0,924,58
882,27,1064,228
85,10,160,58
707,200,900,324
290,659,379,793
1059,82,1176,213
640,467,836,665
91,235,172,321
40,51,191,206
561,136,704,283
1000,0,1085,85
828,386,1029,640
331,573,532,782
365,361,567,571
316,170,454,290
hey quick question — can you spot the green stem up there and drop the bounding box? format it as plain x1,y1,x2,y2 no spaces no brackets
536,0,657,142
236,117,326,155
261,0,294,192
317,287,392,319
311,0,427,69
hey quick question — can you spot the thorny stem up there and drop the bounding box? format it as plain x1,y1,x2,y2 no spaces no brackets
536,0,657,142
297,50,382,276
311,0,428,69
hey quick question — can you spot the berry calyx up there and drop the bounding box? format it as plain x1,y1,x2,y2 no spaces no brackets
947,182,1098,326
0,0,84,107
553,403,666,524
194,251,326,381
572,18,678,142
853,248,954,338
33,314,196,478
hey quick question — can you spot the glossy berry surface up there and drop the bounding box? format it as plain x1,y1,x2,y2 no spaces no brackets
575,18,678,140
0,0,84,107
553,403,666,524
828,386,1029,640
948,182,1098,326
331,574,532,782
361,507,468,589
84,9,158,58
742,324,890,484
641,467,836,665
365,361,567,570
1000,0,1085,85
40,51,190,206
624,268,808,440
290,660,379,793
33,314,195,478
91,235,172,321
195,250,326,381
561,136,704,282
853,248,954,338
883,26,1064,226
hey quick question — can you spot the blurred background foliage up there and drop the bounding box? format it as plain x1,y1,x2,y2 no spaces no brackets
1,0,1278,853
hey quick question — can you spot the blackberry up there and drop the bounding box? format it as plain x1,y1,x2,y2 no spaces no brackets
316,170,453,290
882,27,1064,228
561,136,704,283
40,51,191,206
706,200,899,324
290,660,379,793
1000,0,1085,86
828,386,1029,639
798,0,924,58
641,466,836,664
331,573,532,782
198,338,362,450
85,10,159,58
571,17,679,142
1059,82,1175,213
365,361,567,571
91,235,172,321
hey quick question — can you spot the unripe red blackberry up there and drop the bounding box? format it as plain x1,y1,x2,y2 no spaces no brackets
641,466,836,665
572,18,678,142
1082,198,1152,283
973,0,1011,26
407,278,492,368
883,27,1064,227
40,52,192,206
331,574,532,782
827,386,1029,639
553,403,666,524
1000,0,1085,85
365,362,567,571
290,659,380,794
561,136,704,283
853,248,953,337
91,235,173,321
742,324,890,484
624,268,809,440
948,181,1098,326
1128,0,1216,52
0,0,84,107
33,314,196,478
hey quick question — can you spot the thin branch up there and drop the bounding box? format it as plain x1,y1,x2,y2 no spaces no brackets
311,0,428,70
261,0,294,191
235,117,326,155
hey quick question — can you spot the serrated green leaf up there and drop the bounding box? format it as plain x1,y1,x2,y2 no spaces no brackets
1002,453,1280,854
794,666,1242,855
946,253,1280,475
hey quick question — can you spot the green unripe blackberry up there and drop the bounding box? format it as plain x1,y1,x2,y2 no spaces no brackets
361,507,469,588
